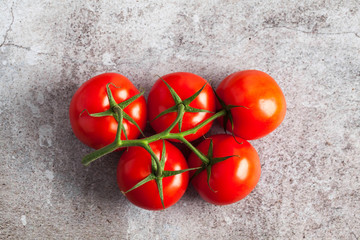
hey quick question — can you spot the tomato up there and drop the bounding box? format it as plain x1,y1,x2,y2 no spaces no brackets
117,140,189,210
216,70,286,140
147,72,215,142
187,134,261,205
69,73,147,149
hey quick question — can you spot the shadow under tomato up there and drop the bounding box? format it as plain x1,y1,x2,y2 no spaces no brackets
42,77,129,212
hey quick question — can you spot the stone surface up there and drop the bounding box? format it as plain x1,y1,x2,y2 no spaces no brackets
1,0,359,239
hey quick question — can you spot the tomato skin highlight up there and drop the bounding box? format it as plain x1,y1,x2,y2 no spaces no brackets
188,134,261,205
216,70,286,140
69,73,147,149
117,140,189,210
147,72,216,142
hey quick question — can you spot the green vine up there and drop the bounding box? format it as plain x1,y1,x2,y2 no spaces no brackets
80,80,235,208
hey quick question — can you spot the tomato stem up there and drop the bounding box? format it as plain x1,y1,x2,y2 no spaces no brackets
81,81,228,166
81,109,227,166
178,137,209,164
81,142,119,166
112,106,123,144
141,143,162,177
164,104,185,134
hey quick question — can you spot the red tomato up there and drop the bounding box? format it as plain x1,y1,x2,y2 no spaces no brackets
117,140,189,210
188,134,261,205
147,72,215,142
69,73,147,149
216,70,286,140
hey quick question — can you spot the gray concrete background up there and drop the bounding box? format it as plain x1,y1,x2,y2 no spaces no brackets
1,0,359,239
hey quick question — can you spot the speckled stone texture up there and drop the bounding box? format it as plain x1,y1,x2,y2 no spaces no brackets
1,0,359,239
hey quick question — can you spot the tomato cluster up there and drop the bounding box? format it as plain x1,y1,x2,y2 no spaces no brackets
69,70,286,210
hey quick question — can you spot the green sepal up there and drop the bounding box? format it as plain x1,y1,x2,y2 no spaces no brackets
190,165,205,181
225,110,234,133
213,87,227,109
206,165,216,192
113,89,145,137
225,105,249,135
151,155,158,173
123,111,145,137
211,155,240,165
227,105,249,110
184,105,213,113
151,105,178,122
205,139,215,192
213,87,247,135
224,105,248,144
178,108,183,133
118,91,144,109
151,76,183,122
124,174,156,194
213,89,232,133
121,123,128,140
114,106,124,142
160,77,182,104
162,167,201,177
160,140,167,170
208,139,214,158
182,83,207,106
80,109,113,118
106,83,120,107
206,155,241,192
151,140,167,209
155,177,165,209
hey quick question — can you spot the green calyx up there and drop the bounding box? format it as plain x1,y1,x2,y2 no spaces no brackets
81,83,145,139
213,89,247,144
191,139,240,192
122,140,200,209
151,78,214,133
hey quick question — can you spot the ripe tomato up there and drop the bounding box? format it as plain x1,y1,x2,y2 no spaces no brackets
117,140,189,210
147,72,215,142
188,134,261,205
69,73,147,149
216,70,286,140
